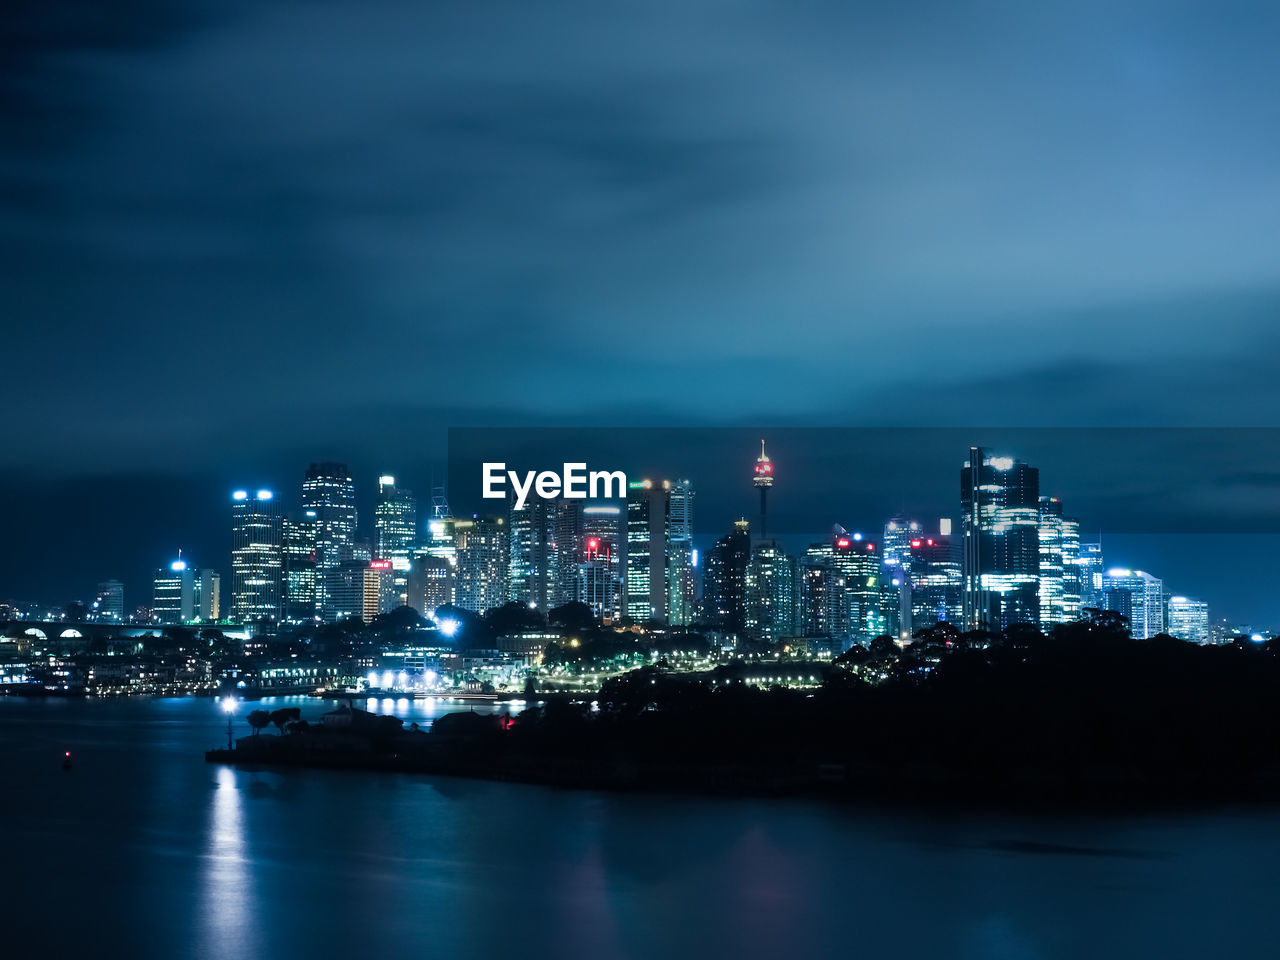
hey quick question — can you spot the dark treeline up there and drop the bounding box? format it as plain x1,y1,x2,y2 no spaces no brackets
458,612,1280,805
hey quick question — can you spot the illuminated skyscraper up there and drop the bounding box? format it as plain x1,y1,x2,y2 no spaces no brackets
1168,596,1210,644
508,499,561,611
1038,497,1067,629
1076,541,1104,610
702,520,751,632
375,475,417,603
454,516,509,613
198,568,221,621
283,510,318,624
153,558,195,624
407,553,454,615
302,462,357,621
1101,568,1164,638
1060,516,1081,622
579,504,623,618
745,539,797,641
93,580,124,622
363,560,397,622
831,529,883,641
667,479,696,625
901,525,963,630
799,544,848,643
961,448,1040,631
882,517,923,572
625,479,671,622
231,489,283,625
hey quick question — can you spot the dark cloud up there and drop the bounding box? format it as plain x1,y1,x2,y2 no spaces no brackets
5,1,1280,620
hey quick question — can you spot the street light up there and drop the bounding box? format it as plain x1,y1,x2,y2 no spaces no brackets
219,695,238,750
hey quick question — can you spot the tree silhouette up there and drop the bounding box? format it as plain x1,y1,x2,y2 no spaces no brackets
246,709,271,736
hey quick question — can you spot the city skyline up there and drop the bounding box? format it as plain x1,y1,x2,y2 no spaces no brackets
0,442,1229,645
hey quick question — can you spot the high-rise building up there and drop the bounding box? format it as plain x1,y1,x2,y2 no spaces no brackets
153,558,195,625
302,463,357,621
198,568,221,621
745,539,797,641
831,529,883,640
93,580,124,622
1038,497,1067,630
363,560,397,622
1060,516,1082,622
1076,541,1104,611
961,448,1041,631
799,545,848,642
625,479,671,622
508,499,562,611
902,528,963,630
407,553,454,615
702,521,751,633
667,479,696,625
454,516,509,613
230,488,284,625
375,475,417,603
883,517,923,573
283,510,318,624
1101,568,1165,638
1167,596,1209,644
580,504,623,617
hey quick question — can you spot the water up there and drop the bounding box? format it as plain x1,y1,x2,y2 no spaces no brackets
3,696,1279,959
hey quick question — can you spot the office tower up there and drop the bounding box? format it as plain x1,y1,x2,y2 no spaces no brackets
961,448,1041,631
753,441,773,539
153,558,195,625
1101,568,1164,638
745,540,797,641
625,479,671,622
552,502,584,608
1168,596,1210,644
230,488,284,625
882,517,923,573
302,462,357,621
375,475,417,603
363,560,397,622
282,510,318,624
667,479,696,625
1038,497,1067,630
1076,541,1104,610
422,516,459,567
902,528,963,629
831,529,883,641
326,560,366,622
703,520,751,632
799,546,848,642
93,580,124,622
454,516,509,613
1060,516,1082,622
508,499,561,611
578,504,623,618
407,553,454,615
198,569,221,621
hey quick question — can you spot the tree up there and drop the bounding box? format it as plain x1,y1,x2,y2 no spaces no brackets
246,709,271,736
548,601,597,631
269,707,301,733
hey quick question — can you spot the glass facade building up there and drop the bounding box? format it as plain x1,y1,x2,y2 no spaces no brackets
231,489,284,625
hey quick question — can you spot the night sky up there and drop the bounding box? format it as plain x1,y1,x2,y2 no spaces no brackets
5,2,1280,624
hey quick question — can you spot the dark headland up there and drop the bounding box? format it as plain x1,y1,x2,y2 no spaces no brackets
207,617,1280,808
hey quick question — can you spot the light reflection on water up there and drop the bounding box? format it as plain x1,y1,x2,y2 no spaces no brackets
200,766,254,959
2,695,1280,960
